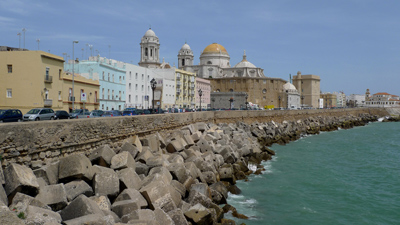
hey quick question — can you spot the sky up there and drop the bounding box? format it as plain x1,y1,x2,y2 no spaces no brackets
1,0,400,95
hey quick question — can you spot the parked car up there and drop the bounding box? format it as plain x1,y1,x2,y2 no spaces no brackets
91,110,104,117
69,109,89,119
23,108,55,121
101,110,122,117
123,109,138,116
54,110,70,120
76,111,102,119
0,109,23,123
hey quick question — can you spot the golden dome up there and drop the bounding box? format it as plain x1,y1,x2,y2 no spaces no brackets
202,43,228,55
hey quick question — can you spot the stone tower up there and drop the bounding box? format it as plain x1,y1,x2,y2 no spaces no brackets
178,42,194,68
139,28,161,68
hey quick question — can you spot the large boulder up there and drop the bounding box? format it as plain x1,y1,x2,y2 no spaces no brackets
168,209,188,225
35,184,68,211
88,144,116,167
114,188,148,209
60,195,104,221
184,203,213,225
111,151,136,170
166,140,184,153
117,167,142,190
63,214,108,225
33,161,59,185
64,180,93,201
93,166,119,198
25,205,62,225
4,163,39,200
119,142,140,159
111,200,140,218
58,154,94,182
0,206,25,225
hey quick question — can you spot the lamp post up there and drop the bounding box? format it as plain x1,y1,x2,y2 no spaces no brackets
72,40,79,111
229,97,234,110
278,96,281,108
198,89,202,111
245,93,248,110
301,95,304,108
150,78,156,114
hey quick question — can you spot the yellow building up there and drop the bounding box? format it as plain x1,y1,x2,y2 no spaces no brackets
61,72,100,112
0,47,99,113
292,71,321,108
0,48,65,114
320,93,337,108
175,68,196,109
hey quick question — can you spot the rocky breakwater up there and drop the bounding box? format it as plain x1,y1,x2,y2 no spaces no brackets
0,113,379,225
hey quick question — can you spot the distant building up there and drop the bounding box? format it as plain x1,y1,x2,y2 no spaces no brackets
65,56,126,111
320,93,337,108
196,78,210,110
0,48,66,113
333,91,346,107
365,91,400,107
279,82,300,109
138,29,161,68
292,71,321,108
347,94,366,107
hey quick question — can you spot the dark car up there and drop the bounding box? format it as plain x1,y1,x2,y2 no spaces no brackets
123,109,138,116
0,109,23,123
101,110,122,117
91,110,104,117
54,110,70,120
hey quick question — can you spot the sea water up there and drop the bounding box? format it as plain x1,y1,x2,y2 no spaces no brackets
226,121,400,225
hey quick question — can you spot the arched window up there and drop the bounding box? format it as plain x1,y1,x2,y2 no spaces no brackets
229,89,233,92
207,61,212,65
262,89,267,94
182,59,185,66
150,49,153,57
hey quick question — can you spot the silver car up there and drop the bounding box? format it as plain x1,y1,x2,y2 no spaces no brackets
23,108,55,121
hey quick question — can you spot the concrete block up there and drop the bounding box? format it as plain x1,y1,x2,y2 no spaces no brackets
141,134,160,154
64,180,93,201
135,162,149,176
170,180,186,198
9,192,50,216
25,205,62,225
191,131,202,143
93,166,119,198
154,207,174,225
195,138,212,153
60,195,104,221
63,214,108,225
111,151,136,170
0,206,25,225
136,148,154,164
117,167,142,190
210,187,226,205
209,181,228,200
0,164,4,185
167,209,188,225
124,135,143,152
4,163,39,200
114,188,148,209
168,154,184,164
0,185,7,206
120,142,140,159
111,200,140,218
187,191,224,222
35,184,68,211
184,203,213,225
167,163,189,184
89,144,116,167
146,167,172,186
218,165,236,184
58,154,94,182
156,132,166,148
202,171,217,185
188,183,212,201
166,140,184,153
89,195,111,211
195,122,208,132
121,209,156,223
146,155,168,169
140,180,175,211
102,210,121,224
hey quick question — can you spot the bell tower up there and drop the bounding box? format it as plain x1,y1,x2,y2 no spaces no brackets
139,28,161,68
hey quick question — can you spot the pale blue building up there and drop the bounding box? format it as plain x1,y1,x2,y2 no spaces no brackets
65,56,126,111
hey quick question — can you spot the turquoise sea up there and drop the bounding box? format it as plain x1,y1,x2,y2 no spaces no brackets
226,121,400,225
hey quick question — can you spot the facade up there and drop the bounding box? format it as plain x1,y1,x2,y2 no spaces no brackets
210,77,286,109
125,63,155,109
65,56,126,111
154,78,175,110
347,94,366,107
364,91,400,107
320,93,337,108
178,43,265,79
61,73,100,111
210,92,247,109
292,71,321,108
279,82,300,109
138,28,161,68
175,69,196,109
196,78,211,110
0,48,65,113
333,91,346,107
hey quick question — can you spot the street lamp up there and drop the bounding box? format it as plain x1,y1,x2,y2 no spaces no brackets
245,93,248,110
72,40,79,111
278,96,281,108
229,97,234,110
198,89,202,111
150,78,156,114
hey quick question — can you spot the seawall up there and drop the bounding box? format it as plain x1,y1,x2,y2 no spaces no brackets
0,108,389,167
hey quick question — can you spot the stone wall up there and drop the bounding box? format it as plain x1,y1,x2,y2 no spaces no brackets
0,108,389,167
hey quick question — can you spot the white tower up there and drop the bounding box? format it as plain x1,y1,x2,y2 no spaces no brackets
178,42,194,68
139,28,161,68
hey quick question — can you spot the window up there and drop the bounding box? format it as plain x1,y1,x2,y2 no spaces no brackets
119,91,121,100
141,85,144,92
102,104,104,110
108,73,110,81
129,72,132,80
59,69,62,79
108,89,110,100
69,88,72,97
129,95,131,103
119,76,121,83
46,67,50,77
58,91,61,100
150,49,153,57
112,74,114,82
145,48,148,56
102,88,104,99
135,84,138,91
129,83,131,91
135,73,138,80
229,89,233,92
263,89,267,94
142,74,144,80
7,65,12,73
112,90,114,100
102,72,105,80
6,89,12,98
182,59,185,66
80,89,84,101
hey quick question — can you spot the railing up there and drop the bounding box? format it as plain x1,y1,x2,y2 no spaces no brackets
44,99,52,106
44,75,53,83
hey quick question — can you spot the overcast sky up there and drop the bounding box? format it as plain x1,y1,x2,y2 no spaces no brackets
2,0,399,95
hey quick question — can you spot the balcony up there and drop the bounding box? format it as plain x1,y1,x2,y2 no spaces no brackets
177,81,181,87
44,75,53,83
44,99,52,107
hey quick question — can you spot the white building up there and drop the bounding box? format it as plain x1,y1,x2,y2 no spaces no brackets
333,91,346,107
365,92,400,108
280,82,300,109
125,63,155,109
347,94,366,107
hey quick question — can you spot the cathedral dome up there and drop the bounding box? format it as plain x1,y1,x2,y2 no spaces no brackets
283,82,298,93
234,50,256,68
144,28,157,37
202,43,229,55
181,43,191,50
